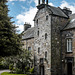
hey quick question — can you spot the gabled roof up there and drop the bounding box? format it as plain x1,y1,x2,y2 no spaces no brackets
34,4,68,20
64,14,75,30
22,27,34,40
47,5,68,18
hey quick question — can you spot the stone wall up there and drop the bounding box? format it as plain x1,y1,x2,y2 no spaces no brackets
22,38,34,68
51,15,68,75
62,29,75,75
34,7,51,75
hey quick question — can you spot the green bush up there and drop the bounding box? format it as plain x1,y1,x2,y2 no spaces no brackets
9,64,14,73
29,67,34,73
9,64,13,70
16,68,23,74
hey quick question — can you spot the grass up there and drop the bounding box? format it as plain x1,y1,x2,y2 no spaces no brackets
1,72,27,75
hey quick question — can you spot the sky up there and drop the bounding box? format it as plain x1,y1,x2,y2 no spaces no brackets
7,0,75,33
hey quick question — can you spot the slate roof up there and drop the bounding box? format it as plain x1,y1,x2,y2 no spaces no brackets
35,4,68,20
47,5,68,18
64,14,75,30
22,27,34,40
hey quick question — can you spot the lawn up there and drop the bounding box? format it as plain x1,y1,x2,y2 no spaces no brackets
1,72,27,75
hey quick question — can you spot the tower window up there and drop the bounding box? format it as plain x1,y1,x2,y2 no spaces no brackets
37,31,39,36
36,19,38,25
38,47,40,53
46,15,48,20
67,38,72,52
28,47,31,51
45,33,47,39
45,51,47,59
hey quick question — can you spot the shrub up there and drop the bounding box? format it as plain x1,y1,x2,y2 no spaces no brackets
9,64,14,73
16,68,23,74
29,67,34,73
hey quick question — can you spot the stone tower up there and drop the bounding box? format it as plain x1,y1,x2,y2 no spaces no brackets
34,0,51,75
34,0,69,75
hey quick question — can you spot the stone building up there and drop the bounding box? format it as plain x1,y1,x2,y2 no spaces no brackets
22,0,75,75
22,23,34,68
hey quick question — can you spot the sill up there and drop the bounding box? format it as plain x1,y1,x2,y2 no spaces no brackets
66,52,73,54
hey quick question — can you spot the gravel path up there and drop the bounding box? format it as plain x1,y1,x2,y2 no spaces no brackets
0,70,10,75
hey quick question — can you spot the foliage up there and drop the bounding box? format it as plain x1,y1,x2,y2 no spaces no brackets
0,57,9,69
15,68,23,74
15,49,32,74
1,72,27,75
9,64,14,73
0,0,22,57
29,67,34,73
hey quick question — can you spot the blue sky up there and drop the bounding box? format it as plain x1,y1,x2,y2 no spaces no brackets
7,0,75,33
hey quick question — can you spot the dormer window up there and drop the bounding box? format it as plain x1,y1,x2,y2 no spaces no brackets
46,15,48,20
67,38,72,52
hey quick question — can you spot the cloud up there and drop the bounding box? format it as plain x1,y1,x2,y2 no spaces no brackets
11,2,14,5
49,3,54,6
60,1,75,14
8,0,26,1
16,7,37,27
16,24,24,33
16,1,75,33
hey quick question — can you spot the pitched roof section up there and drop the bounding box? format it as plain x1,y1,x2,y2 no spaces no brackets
64,14,75,30
35,4,68,20
47,5,68,18
22,27,34,40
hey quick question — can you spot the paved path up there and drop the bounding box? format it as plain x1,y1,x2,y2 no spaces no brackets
0,70,10,75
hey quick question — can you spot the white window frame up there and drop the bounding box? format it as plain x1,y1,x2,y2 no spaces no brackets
67,38,72,52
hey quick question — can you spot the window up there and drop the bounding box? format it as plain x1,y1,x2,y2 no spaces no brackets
38,47,40,53
46,15,48,20
36,19,38,25
28,47,31,51
40,58,44,64
45,33,47,39
45,51,47,59
67,38,72,52
37,31,39,36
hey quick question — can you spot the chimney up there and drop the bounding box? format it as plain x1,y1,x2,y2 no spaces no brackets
42,0,45,4
24,22,31,31
38,0,40,5
63,7,72,16
46,0,48,4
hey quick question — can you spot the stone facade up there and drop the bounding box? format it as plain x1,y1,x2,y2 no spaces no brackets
34,7,51,75
61,29,75,75
22,1,75,75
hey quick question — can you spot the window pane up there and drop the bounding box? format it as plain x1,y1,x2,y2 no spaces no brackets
28,47,31,51
67,39,72,52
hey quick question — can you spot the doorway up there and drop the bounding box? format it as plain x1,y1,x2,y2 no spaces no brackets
67,61,72,75
40,66,44,75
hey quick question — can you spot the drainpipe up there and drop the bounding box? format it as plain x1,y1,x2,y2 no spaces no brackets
60,30,62,75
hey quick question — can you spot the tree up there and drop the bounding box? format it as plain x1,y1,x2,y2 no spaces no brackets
15,49,32,74
0,0,22,57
